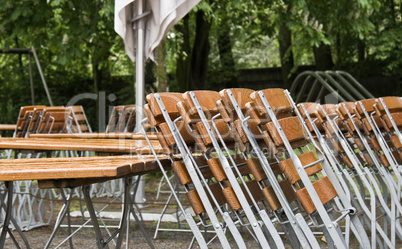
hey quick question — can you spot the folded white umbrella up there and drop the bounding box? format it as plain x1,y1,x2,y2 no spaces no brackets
114,0,201,62
114,0,200,205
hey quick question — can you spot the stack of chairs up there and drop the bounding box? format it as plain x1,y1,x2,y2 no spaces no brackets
298,97,402,248
101,104,137,199
105,104,136,133
142,88,383,248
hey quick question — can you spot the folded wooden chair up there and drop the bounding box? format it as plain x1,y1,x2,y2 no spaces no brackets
36,106,71,134
105,105,125,133
224,90,326,249
248,89,370,249
144,92,240,248
116,105,136,132
25,106,47,137
67,105,92,133
11,105,45,138
179,90,284,248
218,88,313,249
312,101,394,248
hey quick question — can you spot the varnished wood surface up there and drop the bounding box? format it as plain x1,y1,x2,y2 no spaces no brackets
28,132,158,140
0,124,16,131
0,137,162,154
0,155,172,182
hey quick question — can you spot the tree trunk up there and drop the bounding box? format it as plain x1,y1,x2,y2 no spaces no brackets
217,19,237,88
357,39,365,63
313,43,334,70
176,15,191,91
278,22,294,88
189,9,212,90
155,41,168,92
93,59,101,131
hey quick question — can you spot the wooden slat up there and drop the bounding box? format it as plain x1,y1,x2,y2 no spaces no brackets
0,137,162,154
146,92,183,124
278,151,323,185
182,90,221,116
28,132,158,140
376,96,402,115
219,88,254,114
0,155,172,182
265,116,305,147
0,124,16,131
294,176,338,215
250,88,292,116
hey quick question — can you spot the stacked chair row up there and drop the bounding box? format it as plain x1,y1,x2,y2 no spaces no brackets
298,97,402,248
14,105,91,139
141,88,401,248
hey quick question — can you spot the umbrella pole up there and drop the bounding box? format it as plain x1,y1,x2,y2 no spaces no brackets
134,0,146,205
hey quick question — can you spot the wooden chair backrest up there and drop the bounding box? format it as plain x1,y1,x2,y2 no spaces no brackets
146,92,183,125
115,105,136,132
27,106,46,134
297,102,324,132
68,105,92,133
16,106,46,133
182,90,221,117
354,98,376,119
121,105,136,132
219,88,254,119
264,116,307,148
337,102,365,135
250,88,293,118
37,107,71,133
106,105,125,132
317,104,337,123
375,96,402,115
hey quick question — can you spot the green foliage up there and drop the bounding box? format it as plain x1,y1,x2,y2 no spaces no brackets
0,0,401,123
0,0,135,127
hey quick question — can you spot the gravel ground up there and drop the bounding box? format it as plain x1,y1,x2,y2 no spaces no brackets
2,178,401,248
2,179,261,248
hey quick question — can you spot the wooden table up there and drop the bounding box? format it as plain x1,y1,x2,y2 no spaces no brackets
0,124,16,131
0,137,163,154
28,132,158,140
0,154,172,248
0,133,166,248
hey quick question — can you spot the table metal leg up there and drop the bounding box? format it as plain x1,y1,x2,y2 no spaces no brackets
115,178,131,249
82,185,110,249
0,181,31,249
44,188,74,249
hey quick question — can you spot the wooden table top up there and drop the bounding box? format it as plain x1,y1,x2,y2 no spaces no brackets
28,132,158,140
0,155,172,182
0,124,16,131
0,137,163,154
